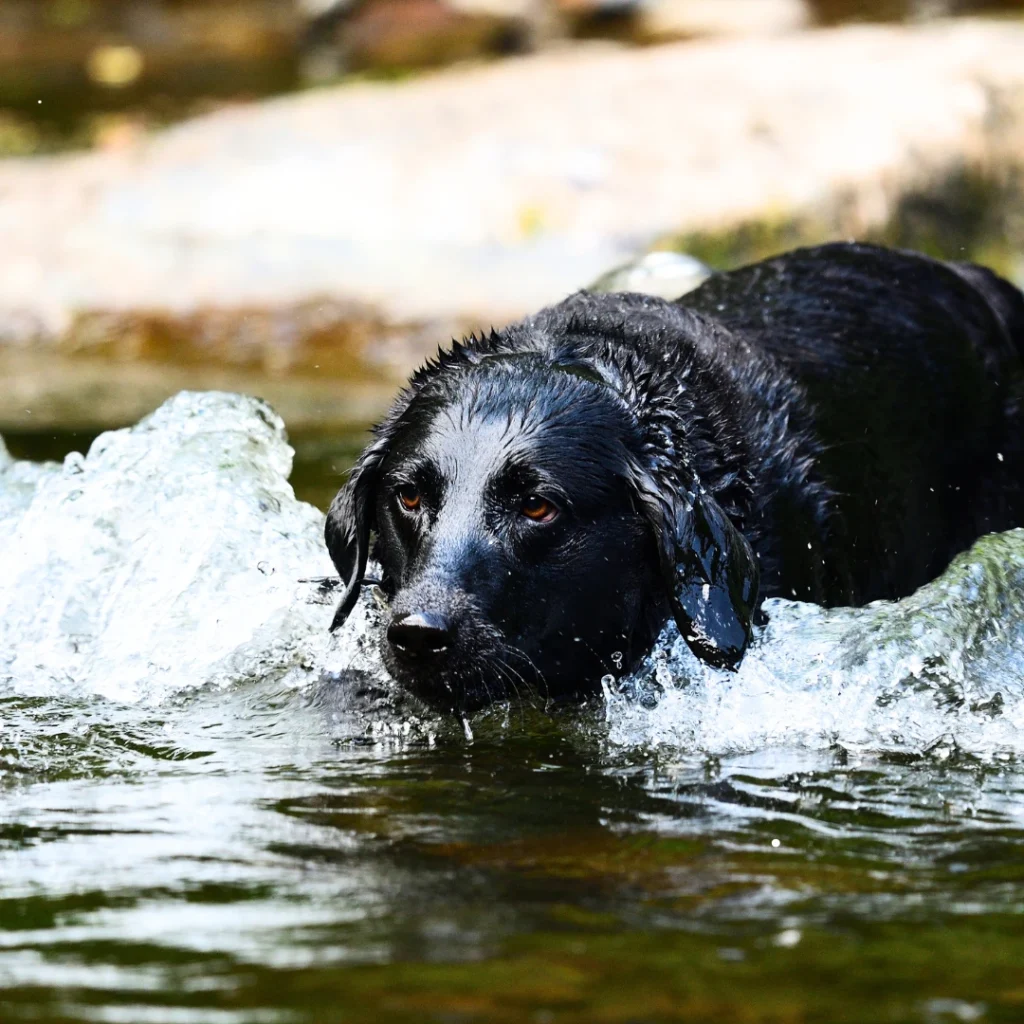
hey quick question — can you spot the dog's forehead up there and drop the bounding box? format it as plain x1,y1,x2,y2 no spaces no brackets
388,364,635,484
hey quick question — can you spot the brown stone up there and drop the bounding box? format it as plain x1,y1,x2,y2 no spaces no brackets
330,0,526,71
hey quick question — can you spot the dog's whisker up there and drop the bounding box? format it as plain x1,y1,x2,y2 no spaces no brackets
500,661,541,721
500,642,550,711
502,642,544,681
478,667,496,712
490,658,530,718
497,651,544,708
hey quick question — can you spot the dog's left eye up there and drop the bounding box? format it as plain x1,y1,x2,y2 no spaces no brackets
521,495,558,523
397,485,421,511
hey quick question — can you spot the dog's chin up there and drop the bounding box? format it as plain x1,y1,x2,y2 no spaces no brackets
379,644,512,716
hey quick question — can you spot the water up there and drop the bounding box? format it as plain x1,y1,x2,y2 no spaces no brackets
4,392,1024,1022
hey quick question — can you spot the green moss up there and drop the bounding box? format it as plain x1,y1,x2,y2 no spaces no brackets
662,166,1024,282
46,916,1015,1024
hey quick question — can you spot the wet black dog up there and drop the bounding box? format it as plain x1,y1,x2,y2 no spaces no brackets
325,243,1024,712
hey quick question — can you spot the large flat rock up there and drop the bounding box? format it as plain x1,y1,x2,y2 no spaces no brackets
1,19,1023,436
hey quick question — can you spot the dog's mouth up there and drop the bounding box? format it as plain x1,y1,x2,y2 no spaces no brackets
381,652,516,714
379,615,543,715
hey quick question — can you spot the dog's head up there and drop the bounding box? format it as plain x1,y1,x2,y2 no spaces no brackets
325,332,758,713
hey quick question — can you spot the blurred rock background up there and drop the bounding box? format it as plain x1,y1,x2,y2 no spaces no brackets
3,0,1020,152
2,0,1023,506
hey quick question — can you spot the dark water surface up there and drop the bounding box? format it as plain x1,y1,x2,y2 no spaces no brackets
4,677,1024,1024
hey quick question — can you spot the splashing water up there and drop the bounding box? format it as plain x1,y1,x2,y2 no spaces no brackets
606,531,1024,757
2,391,1023,758
0,392,378,704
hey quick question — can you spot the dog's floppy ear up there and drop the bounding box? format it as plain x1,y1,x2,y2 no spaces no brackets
636,471,759,669
324,346,458,631
667,486,759,668
324,435,388,631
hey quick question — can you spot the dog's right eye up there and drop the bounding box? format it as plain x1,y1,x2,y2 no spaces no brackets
521,495,558,523
397,485,421,511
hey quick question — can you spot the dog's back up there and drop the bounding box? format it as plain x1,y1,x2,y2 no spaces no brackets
680,242,1024,604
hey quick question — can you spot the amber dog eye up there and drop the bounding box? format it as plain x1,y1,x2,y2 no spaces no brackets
397,485,421,511
521,495,558,522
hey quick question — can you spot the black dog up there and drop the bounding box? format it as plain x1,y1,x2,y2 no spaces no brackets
325,243,1024,712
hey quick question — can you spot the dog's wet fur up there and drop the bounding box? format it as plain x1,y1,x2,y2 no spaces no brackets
325,243,1024,713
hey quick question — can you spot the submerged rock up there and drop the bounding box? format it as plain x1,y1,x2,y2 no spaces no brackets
2,389,1023,757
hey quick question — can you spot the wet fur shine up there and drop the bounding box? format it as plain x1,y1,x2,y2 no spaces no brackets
325,243,1024,713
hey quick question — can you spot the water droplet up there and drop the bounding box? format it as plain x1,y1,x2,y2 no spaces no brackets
257,561,274,576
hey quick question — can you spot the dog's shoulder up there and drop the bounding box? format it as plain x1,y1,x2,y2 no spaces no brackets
681,242,1024,376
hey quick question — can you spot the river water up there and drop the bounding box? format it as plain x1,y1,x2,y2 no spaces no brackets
3,393,1024,1023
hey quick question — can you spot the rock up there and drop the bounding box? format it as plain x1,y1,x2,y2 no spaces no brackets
615,0,811,44
590,250,713,298
308,0,532,75
2,21,1022,333
1,19,1024,435
805,0,998,24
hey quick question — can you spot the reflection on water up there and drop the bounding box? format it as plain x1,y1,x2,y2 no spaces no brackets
4,681,1024,1022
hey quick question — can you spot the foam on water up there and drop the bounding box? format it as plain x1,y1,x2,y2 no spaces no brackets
2,391,1023,757
0,392,357,703
607,529,1024,757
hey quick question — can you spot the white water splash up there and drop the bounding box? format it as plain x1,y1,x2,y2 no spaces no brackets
0,392,376,703
2,391,1023,758
606,530,1024,758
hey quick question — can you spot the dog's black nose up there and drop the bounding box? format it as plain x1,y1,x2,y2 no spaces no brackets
387,612,454,661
